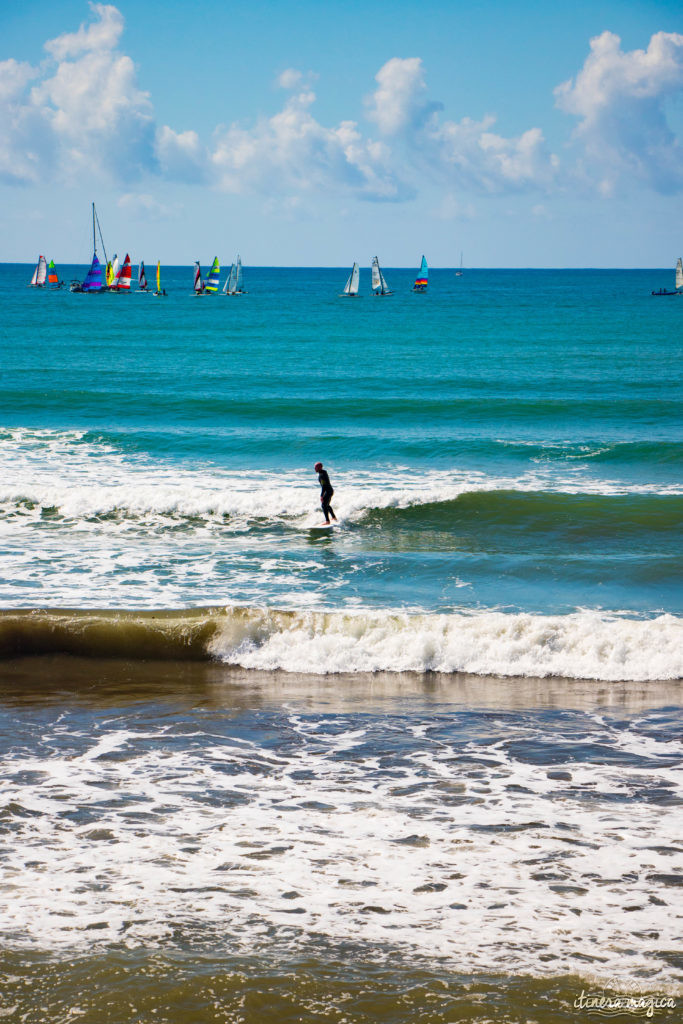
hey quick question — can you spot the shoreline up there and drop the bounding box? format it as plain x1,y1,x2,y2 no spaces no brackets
1,654,680,711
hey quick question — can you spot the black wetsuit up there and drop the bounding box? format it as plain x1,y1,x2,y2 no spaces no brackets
318,468,336,522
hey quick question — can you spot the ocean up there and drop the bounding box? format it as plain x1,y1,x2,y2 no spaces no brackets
0,263,681,1021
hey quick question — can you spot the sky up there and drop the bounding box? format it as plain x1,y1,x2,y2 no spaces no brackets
1,0,682,267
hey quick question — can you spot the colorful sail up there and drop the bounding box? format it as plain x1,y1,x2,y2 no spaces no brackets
193,261,203,293
82,253,103,291
156,260,161,293
47,260,59,286
205,257,220,293
138,261,147,290
413,255,428,292
106,255,118,288
116,253,132,290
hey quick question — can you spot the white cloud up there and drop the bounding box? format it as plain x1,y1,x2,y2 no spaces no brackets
367,57,558,194
3,6,681,206
155,125,207,183
555,31,683,194
211,87,410,201
0,59,49,184
45,3,124,60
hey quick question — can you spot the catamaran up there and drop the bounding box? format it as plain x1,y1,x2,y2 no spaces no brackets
136,261,148,292
371,256,392,295
47,260,62,287
70,203,108,293
193,261,205,294
652,257,683,296
223,255,247,295
340,262,360,297
106,254,119,289
205,257,220,293
29,256,47,287
112,253,132,291
413,255,428,292
153,260,165,296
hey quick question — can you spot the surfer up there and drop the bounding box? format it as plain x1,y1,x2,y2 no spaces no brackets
314,462,337,524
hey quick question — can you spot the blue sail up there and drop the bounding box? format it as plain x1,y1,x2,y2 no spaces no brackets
82,253,103,291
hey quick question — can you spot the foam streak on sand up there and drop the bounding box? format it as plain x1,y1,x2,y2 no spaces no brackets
1,606,681,681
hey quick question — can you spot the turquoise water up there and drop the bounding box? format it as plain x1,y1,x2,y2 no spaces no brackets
1,265,682,1021
0,264,681,676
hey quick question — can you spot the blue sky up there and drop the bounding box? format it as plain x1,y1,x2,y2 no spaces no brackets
1,0,682,266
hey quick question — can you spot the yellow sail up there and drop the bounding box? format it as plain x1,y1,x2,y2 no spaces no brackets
156,260,161,292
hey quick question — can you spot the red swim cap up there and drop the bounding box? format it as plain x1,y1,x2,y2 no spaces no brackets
314,462,323,471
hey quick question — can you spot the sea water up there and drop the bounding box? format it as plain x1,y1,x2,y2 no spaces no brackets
0,264,681,1021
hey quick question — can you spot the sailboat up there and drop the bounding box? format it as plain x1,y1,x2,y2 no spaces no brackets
371,256,392,295
205,257,220,293
113,253,132,291
47,260,62,288
652,258,683,296
223,255,247,295
136,261,148,292
71,203,108,292
153,260,166,296
105,254,119,289
455,252,463,277
193,261,205,294
413,255,428,292
29,256,47,287
340,262,360,297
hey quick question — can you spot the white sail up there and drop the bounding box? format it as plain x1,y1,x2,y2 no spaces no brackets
29,262,39,286
371,256,381,292
235,255,243,292
676,257,683,291
380,270,391,293
349,262,359,295
193,261,203,293
36,255,47,286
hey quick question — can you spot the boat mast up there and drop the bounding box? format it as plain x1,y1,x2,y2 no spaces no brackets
92,202,97,257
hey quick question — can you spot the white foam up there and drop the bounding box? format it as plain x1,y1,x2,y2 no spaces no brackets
2,709,681,986
209,607,683,682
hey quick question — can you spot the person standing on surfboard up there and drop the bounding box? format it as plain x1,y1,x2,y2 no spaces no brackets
314,462,337,524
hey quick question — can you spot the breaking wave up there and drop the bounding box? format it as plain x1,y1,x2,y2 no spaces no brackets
2,606,681,681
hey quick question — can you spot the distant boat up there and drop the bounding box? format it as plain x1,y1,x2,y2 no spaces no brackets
111,253,132,291
193,261,205,294
29,256,47,287
223,255,247,295
340,262,360,297
47,260,62,288
413,255,428,292
105,254,119,289
371,256,392,295
153,260,166,297
71,203,108,293
136,261,148,292
652,257,683,296
205,257,220,293
455,252,463,277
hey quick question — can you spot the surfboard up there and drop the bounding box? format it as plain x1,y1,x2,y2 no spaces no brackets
307,522,334,534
